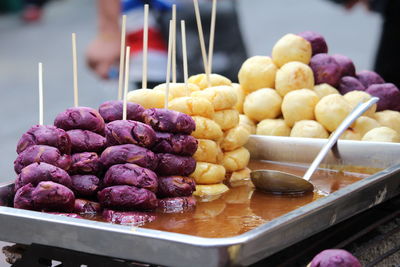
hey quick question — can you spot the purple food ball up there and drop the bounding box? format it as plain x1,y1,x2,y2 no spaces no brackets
310,249,361,267
366,83,400,111
14,162,72,192
297,31,328,56
103,163,158,193
14,145,71,174
70,152,101,175
156,153,196,176
102,209,156,226
54,107,105,135
332,54,356,77
47,212,83,219
32,181,75,212
157,176,196,198
100,144,158,171
338,76,366,94
13,183,35,210
67,129,105,153
99,100,145,122
142,108,196,134
17,125,71,155
356,70,385,88
157,196,196,213
152,132,198,156
70,174,100,196
105,120,156,148
98,185,158,210
74,199,101,214
310,54,342,87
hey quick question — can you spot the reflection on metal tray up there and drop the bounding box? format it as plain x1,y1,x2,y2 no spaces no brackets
0,135,399,267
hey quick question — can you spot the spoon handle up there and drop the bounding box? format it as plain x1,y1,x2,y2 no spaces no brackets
303,97,379,181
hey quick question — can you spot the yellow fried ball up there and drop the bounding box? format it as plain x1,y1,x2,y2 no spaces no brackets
272,33,312,67
290,120,329,138
232,83,245,114
188,73,231,90
243,88,282,122
337,129,362,141
374,110,400,134
191,85,237,111
193,139,223,164
220,125,250,151
168,96,214,118
275,62,315,97
362,127,400,143
313,83,340,99
190,162,226,184
353,116,380,136
153,83,200,99
344,91,376,117
127,89,165,109
212,109,240,131
238,56,278,93
282,89,319,127
315,94,352,132
256,119,291,136
229,167,252,185
222,147,250,172
193,184,229,202
239,115,257,134
191,116,223,140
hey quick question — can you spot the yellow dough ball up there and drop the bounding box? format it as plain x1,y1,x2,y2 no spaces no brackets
222,147,250,172
153,83,200,99
193,139,223,164
315,94,352,132
188,73,232,90
232,83,245,114
212,109,240,131
220,125,250,151
191,85,237,111
239,115,257,134
272,33,312,67
168,96,214,118
190,162,226,184
127,89,165,109
344,91,376,117
313,83,340,99
282,89,319,127
256,119,291,136
229,167,252,185
290,120,329,138
243,88,282,122
238,56,278,93
374,110,400,134
362,127,400,143
191,116,223,140
337,129,362,140
353,116,380,136
275,62,315,97
193,184,229,201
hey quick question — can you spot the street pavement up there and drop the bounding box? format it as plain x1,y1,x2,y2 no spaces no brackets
0,0,381,265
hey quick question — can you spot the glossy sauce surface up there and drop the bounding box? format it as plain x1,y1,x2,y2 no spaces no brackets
139,160,375,238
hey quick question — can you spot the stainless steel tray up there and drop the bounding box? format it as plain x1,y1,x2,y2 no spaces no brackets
0,135,399,267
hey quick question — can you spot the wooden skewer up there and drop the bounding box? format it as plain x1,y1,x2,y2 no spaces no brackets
165,20,173,109
172,4,177,83
208,0,217,74
142,4,149,89
123,46,131,120
181,20,189,96
193,0,210,86
118,15,127,101
72,33,79,107
38,62,44,125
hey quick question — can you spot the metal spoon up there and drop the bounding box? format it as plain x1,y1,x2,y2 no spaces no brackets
251,97,379,194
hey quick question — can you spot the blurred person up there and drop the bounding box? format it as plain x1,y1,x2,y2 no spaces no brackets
329,0,400,88
21,0,49,22
86,0,247,88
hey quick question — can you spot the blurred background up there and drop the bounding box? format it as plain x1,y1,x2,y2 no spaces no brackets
0,0,381,183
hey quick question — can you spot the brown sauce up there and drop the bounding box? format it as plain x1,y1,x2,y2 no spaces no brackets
83,160,378,238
